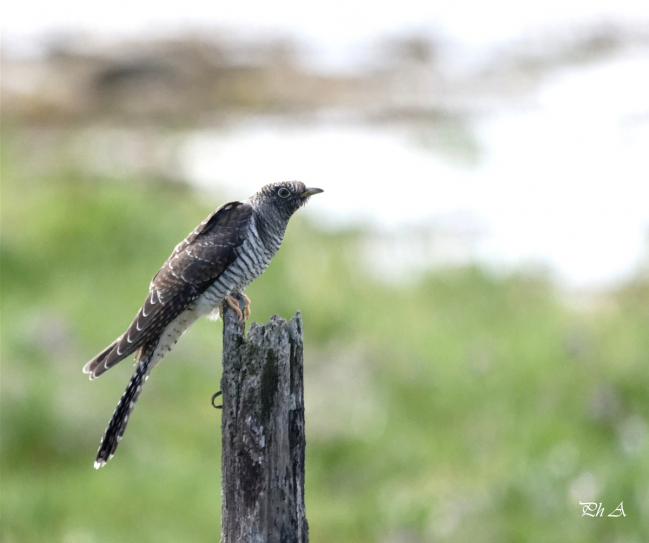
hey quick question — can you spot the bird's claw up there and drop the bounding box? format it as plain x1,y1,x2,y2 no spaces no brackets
243,295,251,321
211,391,222,409
225,294,251,322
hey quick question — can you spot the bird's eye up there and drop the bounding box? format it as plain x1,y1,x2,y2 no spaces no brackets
277,187,291,198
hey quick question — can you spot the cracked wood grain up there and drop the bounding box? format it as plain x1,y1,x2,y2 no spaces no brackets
220,295,308,543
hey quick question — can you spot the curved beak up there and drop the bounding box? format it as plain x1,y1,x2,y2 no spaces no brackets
300,187,324,198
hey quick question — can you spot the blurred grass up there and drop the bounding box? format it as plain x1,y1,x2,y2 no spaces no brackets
3,128,649,542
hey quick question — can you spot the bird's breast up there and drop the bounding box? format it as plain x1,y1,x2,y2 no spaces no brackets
195,222,279,316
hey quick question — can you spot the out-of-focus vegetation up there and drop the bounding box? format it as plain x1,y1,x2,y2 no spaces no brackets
3,124,649,543
3,21,649,543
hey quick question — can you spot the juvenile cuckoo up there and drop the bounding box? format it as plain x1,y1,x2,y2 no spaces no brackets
84,181,323,468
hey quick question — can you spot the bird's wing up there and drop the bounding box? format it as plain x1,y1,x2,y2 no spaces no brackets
84,201,253,378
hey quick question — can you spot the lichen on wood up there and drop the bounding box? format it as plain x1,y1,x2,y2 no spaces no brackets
220,296,308,543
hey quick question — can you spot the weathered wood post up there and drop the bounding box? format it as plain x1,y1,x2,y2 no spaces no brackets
220,296,308,543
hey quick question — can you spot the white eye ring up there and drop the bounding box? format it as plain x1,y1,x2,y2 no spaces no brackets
278,187,291,198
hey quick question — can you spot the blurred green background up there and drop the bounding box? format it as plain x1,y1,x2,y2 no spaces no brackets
2,21,649,543
3,124,649,542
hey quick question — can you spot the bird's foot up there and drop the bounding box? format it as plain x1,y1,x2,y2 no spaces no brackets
243,295,251,321
224,294,251,321
211,391,222,409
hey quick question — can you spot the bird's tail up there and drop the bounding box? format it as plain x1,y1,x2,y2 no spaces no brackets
94,342,157,468
83,337,137,380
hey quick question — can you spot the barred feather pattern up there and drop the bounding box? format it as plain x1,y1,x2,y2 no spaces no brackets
94,342,157,468
85,181,321,468
83,201,252,380
197,215,284,309
90,214,283,468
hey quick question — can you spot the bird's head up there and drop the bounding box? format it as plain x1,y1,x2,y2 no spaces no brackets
249,181,323,221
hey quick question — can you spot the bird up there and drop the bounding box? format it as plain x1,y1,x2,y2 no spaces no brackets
84,181,323,468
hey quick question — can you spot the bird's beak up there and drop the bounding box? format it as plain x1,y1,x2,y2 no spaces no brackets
300,187,324,198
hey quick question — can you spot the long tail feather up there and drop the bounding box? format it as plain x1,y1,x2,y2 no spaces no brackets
94,343,157,468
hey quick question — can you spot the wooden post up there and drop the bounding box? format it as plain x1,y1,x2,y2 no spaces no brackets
220,296,309,543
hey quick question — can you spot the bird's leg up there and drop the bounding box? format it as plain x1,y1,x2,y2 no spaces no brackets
224,295,245,321
224,293,251,321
